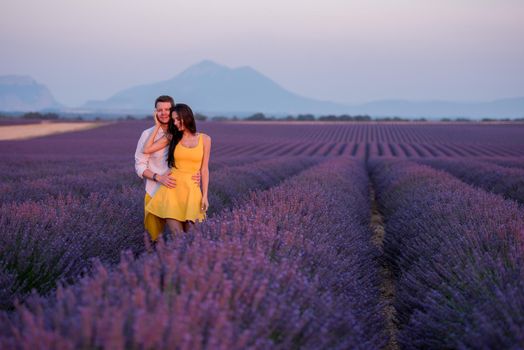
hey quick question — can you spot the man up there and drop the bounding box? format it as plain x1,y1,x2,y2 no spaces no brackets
135,95,174,241
134,95,199,241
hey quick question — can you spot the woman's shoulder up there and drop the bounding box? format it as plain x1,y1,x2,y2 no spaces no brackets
199,132,211,142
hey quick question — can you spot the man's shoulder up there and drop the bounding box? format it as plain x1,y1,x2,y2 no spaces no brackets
141,126,156,135
141,126,167,136
138,126,160,141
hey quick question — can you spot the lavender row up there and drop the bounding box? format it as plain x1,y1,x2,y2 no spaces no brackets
4,120,524,158
370,159,524,348
0,165,135,203
418,158,524,204
480,157,524,170
0,155,255,185
0,157,126,182
0,154,264,204
0,156,318,309
1,158,386,349
207,155,264,170
0,155,258,183
207,157,319,215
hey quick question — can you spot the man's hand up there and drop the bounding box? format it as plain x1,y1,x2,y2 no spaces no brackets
191,171,201,185
156,173,176,188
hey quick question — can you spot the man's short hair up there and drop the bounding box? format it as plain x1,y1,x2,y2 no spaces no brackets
155,95,175,108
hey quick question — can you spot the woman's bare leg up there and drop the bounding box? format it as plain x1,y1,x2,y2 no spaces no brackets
166,219,185,236
182,221,192,232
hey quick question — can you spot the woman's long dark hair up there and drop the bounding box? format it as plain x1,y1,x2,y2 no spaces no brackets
167,103,197,168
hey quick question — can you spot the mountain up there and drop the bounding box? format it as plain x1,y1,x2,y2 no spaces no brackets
350,98,524,119
83,61,524,118
0,75,62,112
4,62,519,118
83,60,348,115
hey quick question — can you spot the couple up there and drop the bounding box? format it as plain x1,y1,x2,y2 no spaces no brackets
134,95,211,241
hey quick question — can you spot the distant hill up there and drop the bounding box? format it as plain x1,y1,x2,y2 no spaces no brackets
83,61,524,118
1,64,522,118
351,98,524,119
0,75,62,112
83,60,348,115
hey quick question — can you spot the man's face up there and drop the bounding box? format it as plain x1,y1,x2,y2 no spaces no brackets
155,102,172,124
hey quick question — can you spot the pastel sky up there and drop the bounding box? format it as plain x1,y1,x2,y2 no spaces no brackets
1,0,523,106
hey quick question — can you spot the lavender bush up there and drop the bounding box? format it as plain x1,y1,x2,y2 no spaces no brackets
208,157,319,214
370,159,524,349
0,158,386,349
2,119,524,347
480,157,524,170
0,156,318,309
0,155,307,204
419,158,524,204
2,120,524,160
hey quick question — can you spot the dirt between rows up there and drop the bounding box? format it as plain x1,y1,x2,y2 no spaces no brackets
0,121,105,141
369,182,399,350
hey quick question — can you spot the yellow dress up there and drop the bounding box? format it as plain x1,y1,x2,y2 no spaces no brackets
146,133,206,223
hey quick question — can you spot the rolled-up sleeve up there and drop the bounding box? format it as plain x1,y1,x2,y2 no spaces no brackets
134,130,149,179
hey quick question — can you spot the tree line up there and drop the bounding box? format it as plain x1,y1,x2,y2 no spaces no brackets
1,112,523,123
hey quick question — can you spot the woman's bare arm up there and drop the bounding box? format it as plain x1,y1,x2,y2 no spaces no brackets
143,115,169,154
200,134,212,211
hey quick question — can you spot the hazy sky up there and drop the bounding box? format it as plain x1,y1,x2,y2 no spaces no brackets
1,0,523,106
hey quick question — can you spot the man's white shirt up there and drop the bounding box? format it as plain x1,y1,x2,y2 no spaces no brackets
135,126,169,196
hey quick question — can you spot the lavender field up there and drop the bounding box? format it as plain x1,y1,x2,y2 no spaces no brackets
1,120,524,349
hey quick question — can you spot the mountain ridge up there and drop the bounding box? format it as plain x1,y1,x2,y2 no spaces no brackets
0,75,62,112
83,61,524,118
1,62,522,118
83,60,354,114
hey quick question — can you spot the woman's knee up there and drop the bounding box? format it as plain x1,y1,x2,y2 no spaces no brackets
166,219,184,233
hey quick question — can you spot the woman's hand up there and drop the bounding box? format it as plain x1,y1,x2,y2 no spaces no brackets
201,196,209,213
142,115,169,154
153,109,161,128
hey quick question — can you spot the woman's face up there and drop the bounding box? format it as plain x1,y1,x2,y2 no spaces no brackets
173,111,185,131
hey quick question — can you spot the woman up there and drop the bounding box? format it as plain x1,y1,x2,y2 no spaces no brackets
143,103,211,234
